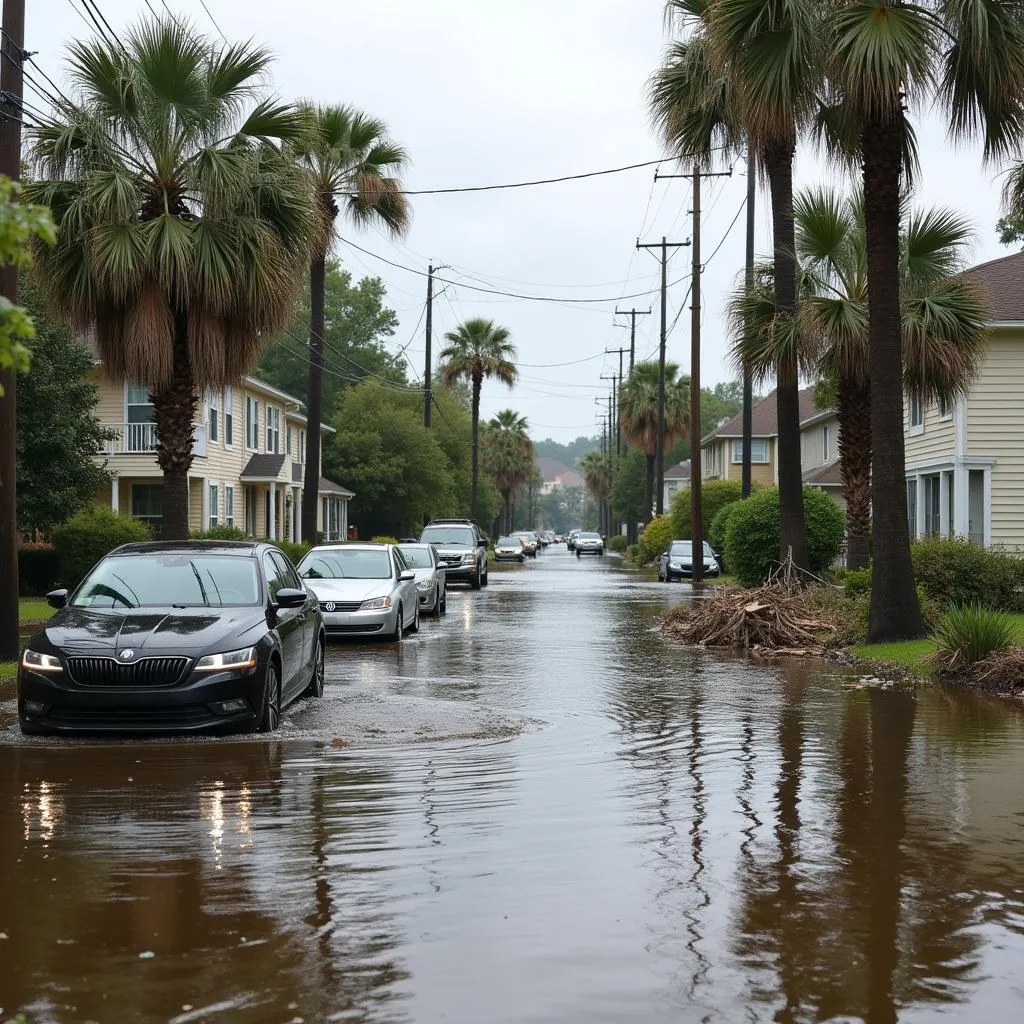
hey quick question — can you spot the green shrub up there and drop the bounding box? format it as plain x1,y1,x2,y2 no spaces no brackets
626,543,640,562
931,603,1014,671
51,506,150,590
19,543,60,596
637,514,673,564
608,534,628,553
911,537,1024,610
843,566,873,599
709,502,739,568
670,480,753,542
190,525,247,541
266,539,310,568
723,487,846,587
370,534,399,545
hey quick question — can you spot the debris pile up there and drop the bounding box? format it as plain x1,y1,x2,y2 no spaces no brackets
955,649,1024,695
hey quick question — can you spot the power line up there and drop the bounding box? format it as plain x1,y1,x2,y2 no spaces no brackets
197,0,227,40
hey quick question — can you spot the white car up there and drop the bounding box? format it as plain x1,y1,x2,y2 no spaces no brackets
296,543,419,642
397,542,447,615
574,532,604,556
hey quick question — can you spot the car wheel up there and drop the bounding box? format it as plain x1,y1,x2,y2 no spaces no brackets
481,564,489,586
391,606,404,642
303,634,325,699
19,718,51,737
409,603,420,634
471,566,482,590
657,566,664,581
258,661,281,733
439,587,447,614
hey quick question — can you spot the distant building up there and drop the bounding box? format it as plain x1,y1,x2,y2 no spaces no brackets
663,460,691,510
538,457,584,493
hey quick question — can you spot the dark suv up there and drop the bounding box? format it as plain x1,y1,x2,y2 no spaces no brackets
418,519,489,589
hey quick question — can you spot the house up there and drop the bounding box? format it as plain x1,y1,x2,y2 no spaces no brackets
663,460,691,509
700,389,842,503
538,457,584,493
902,249,1024,547
91,373,353,541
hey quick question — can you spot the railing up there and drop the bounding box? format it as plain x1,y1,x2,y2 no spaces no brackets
101,423,208,458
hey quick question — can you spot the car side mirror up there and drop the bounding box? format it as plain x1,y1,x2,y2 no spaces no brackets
275,588,307,609
400,570,415,582
46,588,68,609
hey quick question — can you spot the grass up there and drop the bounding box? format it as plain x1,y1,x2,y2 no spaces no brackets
19,597,53,623
0,661,15,681
853,611,1024,676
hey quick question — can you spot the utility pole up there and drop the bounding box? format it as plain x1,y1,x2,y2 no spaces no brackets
601,377,618,536
637,236,689,518
614,308,651,373
742,153,756,498
424,263,434,428
0,0,25,661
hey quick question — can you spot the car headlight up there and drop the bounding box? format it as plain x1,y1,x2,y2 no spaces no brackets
461,552,477,565
21,649,63,673
360,596,393,610
670,562,682,570
416,578,432,590
195,646,257,672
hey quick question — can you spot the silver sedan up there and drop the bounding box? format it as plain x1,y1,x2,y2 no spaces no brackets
296,543,419,642
397,543,447,615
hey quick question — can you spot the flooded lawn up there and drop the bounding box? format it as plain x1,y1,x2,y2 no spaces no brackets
2,549,1024,1022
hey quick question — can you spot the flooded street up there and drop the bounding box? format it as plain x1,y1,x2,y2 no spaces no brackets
4,548,1024,1022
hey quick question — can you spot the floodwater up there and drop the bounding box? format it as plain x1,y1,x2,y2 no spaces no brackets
3,550,1024,1023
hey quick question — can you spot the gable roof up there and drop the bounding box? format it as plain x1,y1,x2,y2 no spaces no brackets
664,460,691,481
962,249,1024,322
537,456,574,482
701,388,819,445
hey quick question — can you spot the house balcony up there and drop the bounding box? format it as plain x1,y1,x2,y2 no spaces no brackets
101,422,208,458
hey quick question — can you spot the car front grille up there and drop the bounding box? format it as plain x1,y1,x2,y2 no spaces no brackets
320,601,362,613
326,623,384,634
67,656,191,688
46,705,216,729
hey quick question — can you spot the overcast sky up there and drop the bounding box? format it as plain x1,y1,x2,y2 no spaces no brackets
29,1,1018,443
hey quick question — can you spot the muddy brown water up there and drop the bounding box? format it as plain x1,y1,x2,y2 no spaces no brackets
3,549,1024,1022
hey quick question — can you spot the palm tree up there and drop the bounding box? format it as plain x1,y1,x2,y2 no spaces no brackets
729,187,988,571
579,450,613,532
818,1,1024,640
293,105,409,542
27,16,316,538
438,319,518,521
618,361,690,522
482,409,533,534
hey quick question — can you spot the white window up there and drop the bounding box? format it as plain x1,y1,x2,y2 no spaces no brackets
245,396,259,450
125,385,157,453
938,394,952,420
286,424,293,458
822,424,830,463
907,479,918,538
297,428,305,464
131,483,163,536
225,485,234,527
207,389,219,444
224,387,233,446
126,385,154,423
731,438,770,464
208,483,219,528
266,404,280,454
924,474,940,536
909,389,924,429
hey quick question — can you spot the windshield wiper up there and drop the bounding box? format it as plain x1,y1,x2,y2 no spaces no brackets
188,561,210,607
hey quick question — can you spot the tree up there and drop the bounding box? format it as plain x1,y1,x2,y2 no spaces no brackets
995,213,1024,248
728,188,988,571
256,261,401,410
293,104,410,544
618,360,689,522
481,409,533,534
17,281,114,536
438,319,518,522
610,448,647,536
579,450,613,534
818,0,1024,640
27,15,316,539
653,0,825,573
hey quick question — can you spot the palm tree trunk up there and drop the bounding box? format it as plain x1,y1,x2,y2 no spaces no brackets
763,143,809,573
152,312,198,540
862,117,925,641
644,452,655,522
470,372,482,520
837,374,872,571
501,490,511,534
302,252,327,544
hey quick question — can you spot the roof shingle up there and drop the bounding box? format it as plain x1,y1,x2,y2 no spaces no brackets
701,388,820,444
962,250,1024,322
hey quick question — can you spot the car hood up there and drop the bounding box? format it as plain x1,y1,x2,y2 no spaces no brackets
305,578,393,602
39,605,267,657
431,544,474,558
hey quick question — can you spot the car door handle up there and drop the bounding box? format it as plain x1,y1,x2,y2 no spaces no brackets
296,614,306,623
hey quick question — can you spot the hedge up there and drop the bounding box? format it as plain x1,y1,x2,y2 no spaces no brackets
190,525,248,541
708,503,740,568
637,514,673,564
50,506,151,590
607,534,628,553
911,538,1024,610
723,487,845,586
19,543,60,596
670,480,753,542
266,538,310,568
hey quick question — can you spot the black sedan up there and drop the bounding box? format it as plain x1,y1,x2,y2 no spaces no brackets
18,541,324,736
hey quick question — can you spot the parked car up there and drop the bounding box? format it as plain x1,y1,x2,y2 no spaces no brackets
494,536,527,562
419,519,489,589
567,529,581,551
397,542,447,615
657,540,721,581
575,532,604,556
511,531,539,557
298,543,420,641
18,541,324,736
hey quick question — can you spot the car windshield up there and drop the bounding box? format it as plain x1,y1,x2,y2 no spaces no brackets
497,537,520,546
580,532,601,540
420,527,475,546
397,545,433,569
72,553,261,609
669,541,714,557
298,549,392,580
